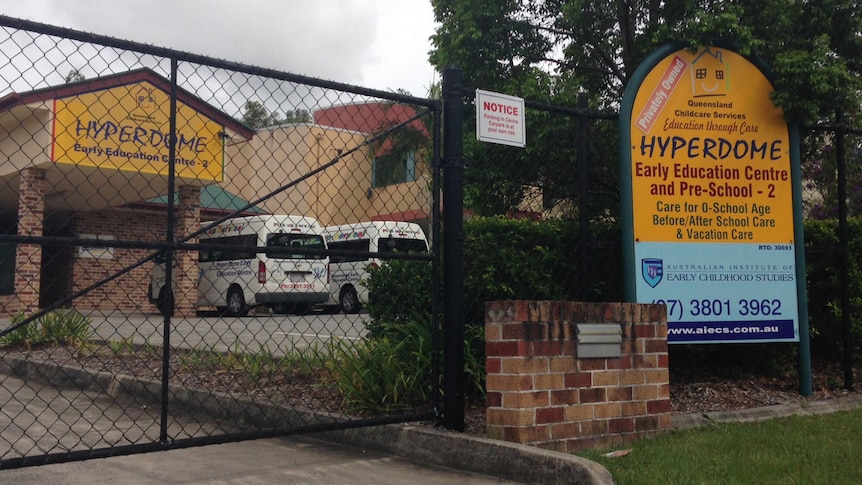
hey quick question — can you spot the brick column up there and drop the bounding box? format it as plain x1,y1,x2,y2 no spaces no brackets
485,300,672,453
12,167,47,315
174,185,201,317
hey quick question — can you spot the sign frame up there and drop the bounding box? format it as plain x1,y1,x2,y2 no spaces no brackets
619,42,809,347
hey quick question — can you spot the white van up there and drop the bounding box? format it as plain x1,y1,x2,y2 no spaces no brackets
148,214,329,316
323,221,429,313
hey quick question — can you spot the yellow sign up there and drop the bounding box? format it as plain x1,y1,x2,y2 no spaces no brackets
629,48,792,243
52,81,224,181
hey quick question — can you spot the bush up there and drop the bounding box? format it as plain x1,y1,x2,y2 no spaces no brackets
463,215,623,324
364,259,433,338
328,319,435,413
804,217,862,360
0,309,92,349
463,216,566,324
355,215,862,404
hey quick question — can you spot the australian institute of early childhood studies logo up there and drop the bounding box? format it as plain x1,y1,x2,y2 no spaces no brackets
642,258,663,288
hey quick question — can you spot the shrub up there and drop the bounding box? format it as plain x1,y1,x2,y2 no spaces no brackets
364,259,433,338
804,217,862,360
328,320,435,413
0,309,92,349
463,215,623,324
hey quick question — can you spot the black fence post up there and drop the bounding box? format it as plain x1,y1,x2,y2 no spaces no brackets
577,92,590,301
836,110,854,390
442,65,465,431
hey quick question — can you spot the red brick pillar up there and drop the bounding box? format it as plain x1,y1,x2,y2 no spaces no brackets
174,185,201,317
485,300,672,453
12,167,47,315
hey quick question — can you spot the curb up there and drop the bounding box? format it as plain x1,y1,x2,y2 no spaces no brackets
0,355,614,485
671,394,862,429
312,425,614,485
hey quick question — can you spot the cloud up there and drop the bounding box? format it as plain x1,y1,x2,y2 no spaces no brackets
2,0,435,95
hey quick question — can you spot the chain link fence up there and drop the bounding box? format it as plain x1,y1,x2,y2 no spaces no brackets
0,16,441,468
459,92,622,319
460,89,862,378
2,13,860,471
800,121,862,376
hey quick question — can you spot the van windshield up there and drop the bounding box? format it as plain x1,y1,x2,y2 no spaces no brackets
265,233,326,259
378,238,428,254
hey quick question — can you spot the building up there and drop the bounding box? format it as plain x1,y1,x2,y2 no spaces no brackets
0,69,432,318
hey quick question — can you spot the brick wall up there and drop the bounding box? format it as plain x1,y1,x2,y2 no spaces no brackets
71,209,166,313
9,167,46,315
485,300,671,453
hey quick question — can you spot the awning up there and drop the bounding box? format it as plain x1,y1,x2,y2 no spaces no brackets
137,185,267,216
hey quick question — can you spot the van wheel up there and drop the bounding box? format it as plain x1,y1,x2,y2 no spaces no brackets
339,287,360,314
157,289,174,316
226,288,248,317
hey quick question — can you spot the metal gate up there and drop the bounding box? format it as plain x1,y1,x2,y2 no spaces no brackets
0,15,444,468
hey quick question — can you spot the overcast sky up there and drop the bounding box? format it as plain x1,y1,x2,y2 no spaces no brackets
2,0,439,97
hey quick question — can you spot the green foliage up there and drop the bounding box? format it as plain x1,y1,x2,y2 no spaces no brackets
463,216,566,322
804,217,862,359
355,216,624,411
328,321,435,413
364,259,434,337
580,409,862,485
802,132,862,219
240,100,311,130
432,0,862,125
361,257,485,408
430,0,862,214
463,216,623,323
179,344,292,385
0,310,92,349
106,336,138,356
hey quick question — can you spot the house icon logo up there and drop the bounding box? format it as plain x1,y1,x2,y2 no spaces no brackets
690,48,730,98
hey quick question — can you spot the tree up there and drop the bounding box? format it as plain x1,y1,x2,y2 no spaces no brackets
241,100,311,130
283,109,312,123
429,0,862,215
64,69,85,83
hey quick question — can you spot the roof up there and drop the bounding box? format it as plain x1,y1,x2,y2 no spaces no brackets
0,68,254,140
135,185,267,216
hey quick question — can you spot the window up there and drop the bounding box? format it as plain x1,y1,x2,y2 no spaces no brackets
372,151,416,187
328,239,371,263
265,233,326,260
378,238,428,254
199,235,257,262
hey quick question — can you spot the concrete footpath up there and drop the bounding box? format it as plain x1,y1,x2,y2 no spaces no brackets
0,370,613,485
4,362,862,485
0,433,540,485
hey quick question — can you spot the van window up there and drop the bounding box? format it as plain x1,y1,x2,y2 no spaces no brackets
265,233,326,260
199,234,257,262
328,239,371,263
378,237,428,254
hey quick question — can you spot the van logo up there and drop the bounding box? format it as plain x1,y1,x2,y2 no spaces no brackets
312,266,328,279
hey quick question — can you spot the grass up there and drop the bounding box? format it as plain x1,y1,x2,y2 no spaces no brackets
177,342,336,385
579,409,862,485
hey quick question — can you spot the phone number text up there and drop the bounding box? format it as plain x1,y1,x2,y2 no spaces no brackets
653,298,783,321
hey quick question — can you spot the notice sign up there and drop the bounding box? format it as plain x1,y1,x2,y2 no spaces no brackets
476,89,525,148
620,45,803,344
